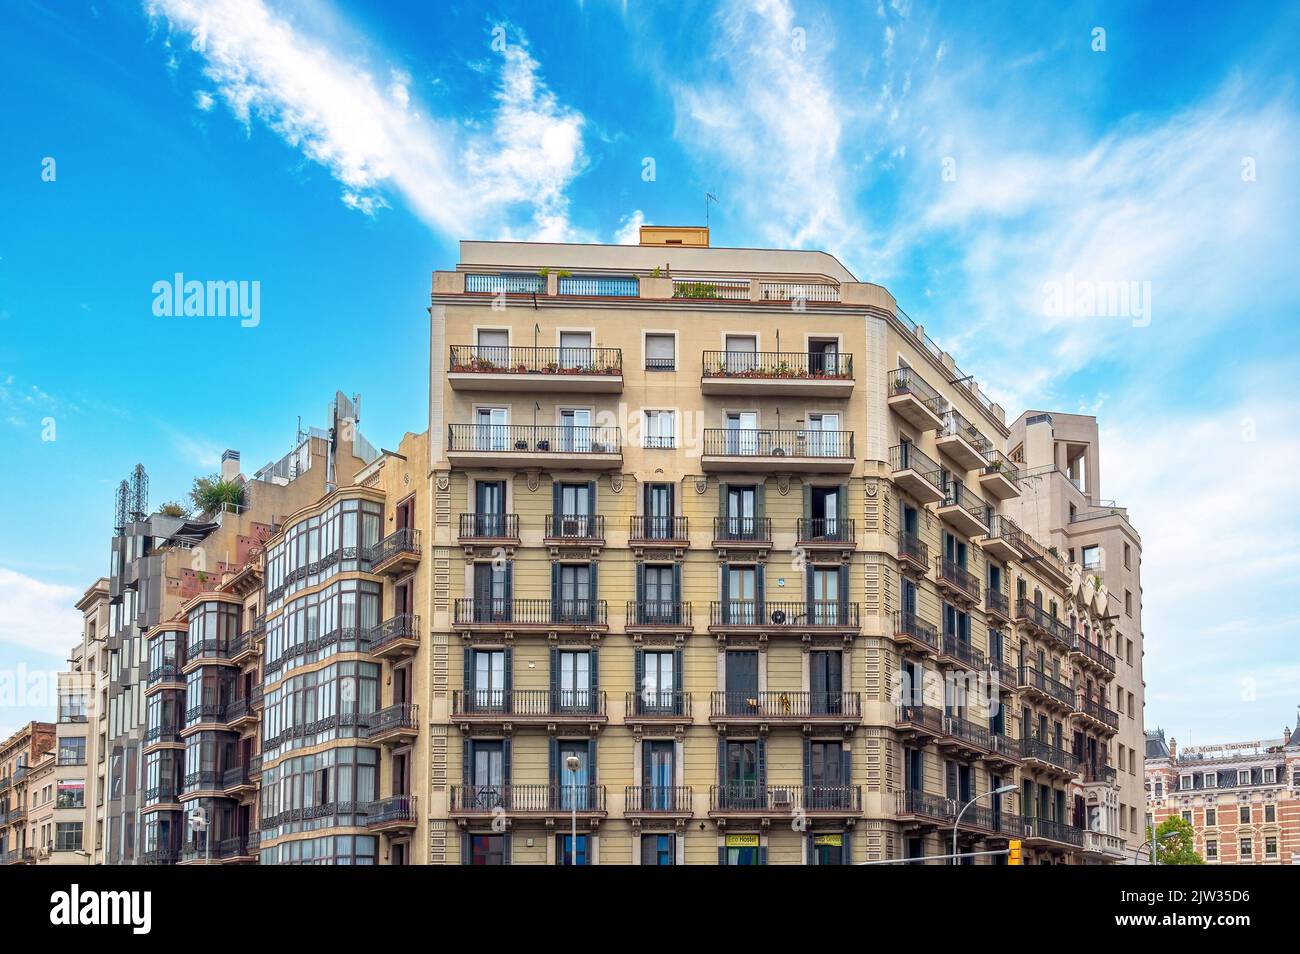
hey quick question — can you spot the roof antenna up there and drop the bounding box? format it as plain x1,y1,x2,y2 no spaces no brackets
705,191,718,229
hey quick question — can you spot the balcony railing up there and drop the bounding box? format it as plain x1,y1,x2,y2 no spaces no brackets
625,600,691,627
1018,667,1076,707
889,444,944,500
558,276,639,297
452,689,606,717
896,704,945,734
1071,636,1116,673
701,428,853,459
464,273,545,295
222,764,252,789
625,785,693,813
449,784,606,814
453,598,608,627
710,691,861,719
887,366,945,414
368,613,421,653
448,424,621,455
894,610,940,652
709,601,860,629
624,690,692,718
628,515,689,541
449,343,623,375
989,733,1022,761
944,715,991,750
939,409,993,460
797,517,856,544
1074,694,1120,730
937,557,981,600
458,512,519,539
544,514,605,540
366,702,420,738
938,480,989,528
144,723,182,745
184,703,226,726
759,281,840,302
940,635,986,671
982,450,1022,484
898,788,954,822
701,350,853,379
366,527,421,567
713,516,773,543
1022,734,1079,774
364,795,419,828
672,278,750,300
709,784,789,812
986,587,1009,619
897,530,928,569
1023,816,1084,847
1079,760,1118,784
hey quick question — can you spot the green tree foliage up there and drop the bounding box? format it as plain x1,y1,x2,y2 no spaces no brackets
188,474,245,517
1148,816,1204,865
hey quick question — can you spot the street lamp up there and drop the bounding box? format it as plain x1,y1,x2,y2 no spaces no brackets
1134,830,1180,865
565,754,581,866
953,785,1016,864
187,806,210,866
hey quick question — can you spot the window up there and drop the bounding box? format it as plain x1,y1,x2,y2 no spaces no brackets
55,823,83,852
1123,543,1131,569
722,335,758,373
1238,770,1250,786
1125,590,1132,616
1239,806,1251,824
810,832,848,865
1265,837,1277,858
559,331,593,368
645,334,675,371
1206,839,1218,861
1206,808,1216,825
1240,838,1252,858
57,781,85,810
723,833,762,865
555,650,592,712
1181,811,1192,823
643,409,675,449
1081,545,1100,569
557,833,590,865
1180,774,1192,790
472,406,509,449
469,833,507,865
1263,768,1275,784
58,737,86,766
641,833,675,866
1265,804,1276,822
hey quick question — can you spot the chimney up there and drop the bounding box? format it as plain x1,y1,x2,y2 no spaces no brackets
221,449,241,482
1168,737,1177,761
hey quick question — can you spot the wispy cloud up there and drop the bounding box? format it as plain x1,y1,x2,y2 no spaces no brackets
0,568,81,657
144,0,589,239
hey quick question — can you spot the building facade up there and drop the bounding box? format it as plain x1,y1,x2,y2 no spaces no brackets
1146,725,1300,864
0,721,55,864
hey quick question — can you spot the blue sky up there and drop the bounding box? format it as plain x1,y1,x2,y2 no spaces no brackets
2,0,1298,744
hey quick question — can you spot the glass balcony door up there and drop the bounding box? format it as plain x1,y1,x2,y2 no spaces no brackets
473,407,508,451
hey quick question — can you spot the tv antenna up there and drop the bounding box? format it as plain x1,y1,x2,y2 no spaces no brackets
705,191,718,229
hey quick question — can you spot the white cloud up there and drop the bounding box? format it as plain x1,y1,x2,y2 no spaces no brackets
144,0,588,239
0,569,81,657
614,209,645,245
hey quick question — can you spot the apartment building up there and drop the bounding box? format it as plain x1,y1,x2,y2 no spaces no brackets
99,392,380,863
74,579,110,862
1146,726,1300,864
1006,411,1147,854
422,225,1140,864
0,721,55,864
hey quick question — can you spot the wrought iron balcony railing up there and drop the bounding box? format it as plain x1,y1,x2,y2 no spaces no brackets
710,690,862,719
364,795,419,827
713,516,772,543
898,530,929,568
544,514,605,540
366,702,420,737
451,689,606,717
797,517,856,543
628,515,689,541
624,690,692,718
449,783,606,814
939,480,989,527
937,557,981,600
887,366,945,415
365,527,421,566
1018,666,1076,707
458,512,519,539
1022,733,1079,773
448,424,622,455
449,343,623,374
1071,635,1117,673
625,785,693,813
452,598,608,627
986,587,1009,618
939,408,993,460
894,610,940,652
702,349,853,379
625,600,691,627
368,613,420,653
940,635,986,670
1074,694,1120,730
709,600,860,629
701,428,853,459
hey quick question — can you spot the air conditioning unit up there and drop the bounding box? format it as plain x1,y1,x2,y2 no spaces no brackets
38,846,50,859
771,788,793,809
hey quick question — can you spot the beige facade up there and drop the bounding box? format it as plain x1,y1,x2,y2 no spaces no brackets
74,579,110,863
0,721,55,864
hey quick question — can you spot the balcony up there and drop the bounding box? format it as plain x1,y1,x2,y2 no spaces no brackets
1070,635,1116,675
1072,694,1120,733
980,514,1025,563
624,785,694,818
365,702,420,744
452,598,608,633
936,480,989,537
224,696,257,730
367,528,422,577
464,273,546,295
181,641,235,674
221,764,255,796
886,367,945,430
988,655,1018,693
559,276,640,298
889,444,945,504
451,689,608,728
181,770,224,797
229,632,259,666
937,635,986,674
895,704,945,742
936,409,993,471
712,516,773,549
369,613,421,660
1079,760,1118,785
543,513,605,545
700,428,853,474
447,424,622,470
796,517,856,548
182,703,227,734
449,784,607,820
985,732,1023,767
624,690,692,724
458,512,520,544
672,278,750,300
1016,600,1069,649
759,281,841,303
1020,815,1084,849
1021,734,1080,777
937,715,992,757
708,601,860,635
145,662,183,693
708,784,795,818
936,557,980,604
985,587,1010,623
897,530,929,576
1083,829,1127,860
709,691,862,726
979,450,1023,500
144,724,183,749
628,515,689,546
448,345,623,393
364,795,418,832
1017,667,1076,710
897,789,954,826
700,350,854,398
143,785,181,809
893,610,940,657
624,600,692,633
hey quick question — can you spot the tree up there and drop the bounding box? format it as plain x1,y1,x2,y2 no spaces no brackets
1148,816,1204,865
156,501,189,518
188,474,245,517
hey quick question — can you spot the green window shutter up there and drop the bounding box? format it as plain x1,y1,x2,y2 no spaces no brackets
552,481,562,518
756,481,766,522
462,738,471,786
462,647,474,695
503,833,512,865
587,480,598,513
503,646,513,696
589,560,599,622
503,737,512,786
549,646,559,706
802,482,812,521
803,738,811,789
718,482,729,524
589,648,600,712
633,649,644,706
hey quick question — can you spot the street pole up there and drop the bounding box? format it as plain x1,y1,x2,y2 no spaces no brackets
953,785,1016,865
565,754,580,866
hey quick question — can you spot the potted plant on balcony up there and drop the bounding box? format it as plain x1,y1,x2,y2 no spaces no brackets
536,439,550,451
514,439,528,450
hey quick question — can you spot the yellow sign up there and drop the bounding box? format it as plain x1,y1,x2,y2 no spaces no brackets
725,834,760,848
813,834,843,847
1008,839,1022,865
